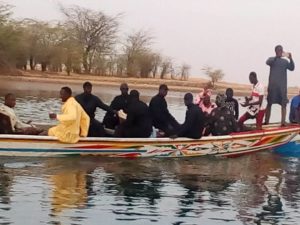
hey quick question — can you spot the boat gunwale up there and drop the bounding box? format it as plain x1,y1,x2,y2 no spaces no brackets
0,125,299,143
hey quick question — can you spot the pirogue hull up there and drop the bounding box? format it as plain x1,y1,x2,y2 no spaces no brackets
0,125,299,158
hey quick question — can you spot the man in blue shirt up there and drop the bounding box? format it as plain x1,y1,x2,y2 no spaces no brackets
289,90,300,123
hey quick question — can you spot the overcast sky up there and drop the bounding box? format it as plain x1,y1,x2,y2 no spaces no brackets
8,0,300,86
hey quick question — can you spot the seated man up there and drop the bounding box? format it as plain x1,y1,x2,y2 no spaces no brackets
225,88,239,120
149,84,179,136
115,90,152,138
0,93,42,135
238,72,265,130
289,90,300,123
173,93,205,139
205,94,238,136
103,83,129,129
75,81,115,137
48,87,90,143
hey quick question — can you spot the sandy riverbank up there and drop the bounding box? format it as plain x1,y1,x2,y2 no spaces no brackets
0,71,298,97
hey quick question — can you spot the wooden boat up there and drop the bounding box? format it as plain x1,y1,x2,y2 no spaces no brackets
0,125,299,157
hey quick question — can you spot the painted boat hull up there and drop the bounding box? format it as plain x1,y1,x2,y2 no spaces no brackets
0,125,299,158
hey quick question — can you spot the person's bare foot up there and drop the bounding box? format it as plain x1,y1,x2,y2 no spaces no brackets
280,122,286,127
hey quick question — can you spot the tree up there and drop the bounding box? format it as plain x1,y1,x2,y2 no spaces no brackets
160,57,172,79
0,2,12,25
124,30,153,77
180,63,191,80
61,5,119,73
202,66,224,87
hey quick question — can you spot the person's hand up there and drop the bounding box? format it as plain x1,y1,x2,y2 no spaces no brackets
288,53,292,59
49,113,57,120
241,102,249,107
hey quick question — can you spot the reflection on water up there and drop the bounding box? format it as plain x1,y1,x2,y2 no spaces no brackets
0,154,300,224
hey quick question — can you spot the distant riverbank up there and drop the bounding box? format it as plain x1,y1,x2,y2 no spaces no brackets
0,71,298,98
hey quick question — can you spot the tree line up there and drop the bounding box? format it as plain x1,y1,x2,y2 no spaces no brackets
0,3,191,80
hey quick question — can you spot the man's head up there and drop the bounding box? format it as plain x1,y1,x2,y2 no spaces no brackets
184,93,193,106
83,81,92,95
4,93,16,108
275,45,283,57
120,83,129,96
129,89,139,101
60,86,72,102
249,71,258,85
158,84,169,97
215,93,226,107
225,88,233,99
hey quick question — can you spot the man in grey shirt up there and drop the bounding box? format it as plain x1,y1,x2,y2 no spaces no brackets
265,45,295,126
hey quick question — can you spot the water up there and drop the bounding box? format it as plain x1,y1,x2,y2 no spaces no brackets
0,92,298,224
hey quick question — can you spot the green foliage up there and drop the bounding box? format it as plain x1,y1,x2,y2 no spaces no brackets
0,2,191,80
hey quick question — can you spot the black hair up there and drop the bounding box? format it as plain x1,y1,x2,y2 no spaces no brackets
4,93,15,100
83,81,92,88
129,89,139,99
184,92,193,101
61,86,72,96
275,45,283,51
159,84,168,91
249,71,257,79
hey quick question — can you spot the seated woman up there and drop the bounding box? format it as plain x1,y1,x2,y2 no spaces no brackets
205,94,238,136
198,95,217,116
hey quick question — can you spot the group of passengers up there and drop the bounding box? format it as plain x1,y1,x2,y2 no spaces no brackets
0,71,267,143
0,44,297,143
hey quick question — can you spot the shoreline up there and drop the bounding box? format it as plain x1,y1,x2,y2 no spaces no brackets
0,71,298,98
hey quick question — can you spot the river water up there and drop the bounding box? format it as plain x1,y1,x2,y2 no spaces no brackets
0,89,298,225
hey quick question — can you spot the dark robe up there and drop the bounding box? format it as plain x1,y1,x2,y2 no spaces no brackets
103,94,129,129
75,93,113,137
266,57,295,106
225,97,239,120
116,99,152,138
149,94,179,135
206,106,238,136
177,103,204,139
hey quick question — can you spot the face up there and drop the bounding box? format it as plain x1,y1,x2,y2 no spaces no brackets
203,95,211,105
275,46,283,57
120,84,129,95
226,89,233,98
5,95,16,108
160,89,168,97
60,89,70,102
83,85,92,95
249,75,256,84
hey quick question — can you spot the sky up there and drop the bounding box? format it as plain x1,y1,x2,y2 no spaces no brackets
8,0,300,86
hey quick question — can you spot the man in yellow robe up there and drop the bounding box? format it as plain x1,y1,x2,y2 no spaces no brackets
48,86,90,143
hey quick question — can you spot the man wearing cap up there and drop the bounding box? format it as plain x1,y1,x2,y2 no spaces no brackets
149,84,179,136
75,81,115,137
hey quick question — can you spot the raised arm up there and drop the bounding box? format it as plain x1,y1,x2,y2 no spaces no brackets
96,97,114,114
287,54,295,71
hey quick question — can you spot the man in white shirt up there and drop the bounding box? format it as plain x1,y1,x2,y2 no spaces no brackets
0,93,42,134
238,72,265,130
